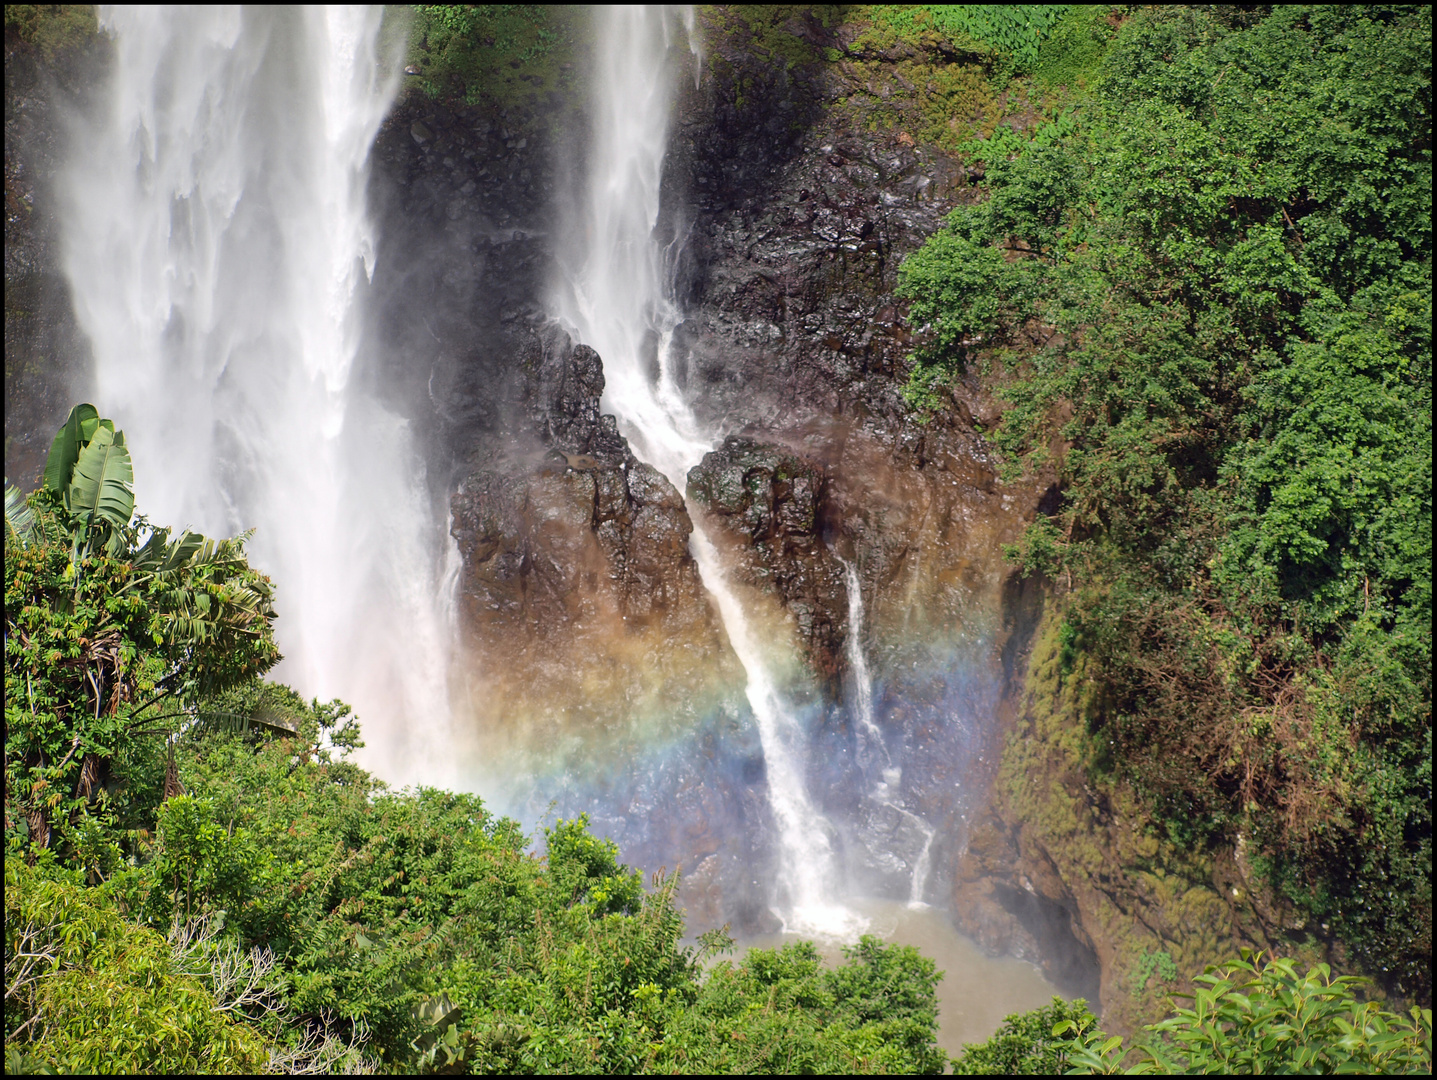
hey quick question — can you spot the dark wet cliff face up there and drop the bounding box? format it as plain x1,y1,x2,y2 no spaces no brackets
3,35,105,488
363,11,1053,944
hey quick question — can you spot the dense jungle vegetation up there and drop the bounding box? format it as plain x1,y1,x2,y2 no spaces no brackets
899,1,1432,1009
5,2,1432,1074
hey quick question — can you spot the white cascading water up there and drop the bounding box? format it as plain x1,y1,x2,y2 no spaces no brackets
841,557,936,906
552,5,863,940
59,6,458,788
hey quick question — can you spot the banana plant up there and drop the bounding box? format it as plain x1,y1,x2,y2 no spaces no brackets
38,406,276,656
41,403,136,578
411,993,467,1074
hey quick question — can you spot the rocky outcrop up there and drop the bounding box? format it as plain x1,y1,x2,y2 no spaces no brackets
435,326,777,930
688,437,843,691
449,334,718,651
364,9,1052,937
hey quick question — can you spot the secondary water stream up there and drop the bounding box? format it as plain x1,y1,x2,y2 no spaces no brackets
59,6,458,787
840,556,937,906
551,5,864,940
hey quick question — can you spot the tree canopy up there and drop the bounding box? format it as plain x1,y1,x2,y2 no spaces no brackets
898,3,1431,1000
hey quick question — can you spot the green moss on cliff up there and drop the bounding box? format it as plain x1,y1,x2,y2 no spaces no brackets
995,605,1329,1032
400,4,581,113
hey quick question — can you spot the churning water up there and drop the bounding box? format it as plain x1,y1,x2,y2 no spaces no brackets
551,5,865,941
59,6,459,788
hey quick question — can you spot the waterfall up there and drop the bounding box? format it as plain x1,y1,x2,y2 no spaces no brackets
841,557,936,907
59,6,458,788
842,558,889,770
551,5,863,940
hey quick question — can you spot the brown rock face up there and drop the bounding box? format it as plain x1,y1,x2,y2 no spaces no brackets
688,436,844,693
447,333,741,759
451,341,711,644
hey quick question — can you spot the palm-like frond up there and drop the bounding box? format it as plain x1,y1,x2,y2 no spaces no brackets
190,708,301,738
4,482,35,547
68,425,135,533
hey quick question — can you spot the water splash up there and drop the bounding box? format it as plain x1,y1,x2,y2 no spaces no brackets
551,5,863,940
840,556,936,907
59,6,458,788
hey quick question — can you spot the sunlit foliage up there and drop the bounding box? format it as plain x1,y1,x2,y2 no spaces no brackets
955,951,1432,1074
899,4,1432,999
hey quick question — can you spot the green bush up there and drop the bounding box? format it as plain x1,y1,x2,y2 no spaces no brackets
4,857,269,1074
951,996,1096,1074
1059,951,1433,1074
869,5,1072,72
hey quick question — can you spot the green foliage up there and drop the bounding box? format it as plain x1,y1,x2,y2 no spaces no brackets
405,4,576,111
43,402,135,573
869,6,1072,72
1029,6,1120,92
951,996,1095,1074
4,857,269,1074
898,4,1432,998
2,4,99,62
126,717,951,1072
1056,951,1433,1074
4,480,37,546
1132,949,1178,997
649,936,947,1074
153,795,272,926
6,406,280,867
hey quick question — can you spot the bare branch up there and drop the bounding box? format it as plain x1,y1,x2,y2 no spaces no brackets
265,1010,380,1074
168,913,284,1019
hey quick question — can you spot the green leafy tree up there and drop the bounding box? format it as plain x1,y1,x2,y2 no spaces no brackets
4,856,270,1074
951,996,1096,1074
897,4,1431,997
5,404,281,860
1055,951,1432,1074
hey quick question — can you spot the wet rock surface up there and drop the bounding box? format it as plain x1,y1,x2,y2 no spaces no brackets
448,334,716,649
668,13,979,439
688,436,844,690
363,12,1048,937
3,34,106,488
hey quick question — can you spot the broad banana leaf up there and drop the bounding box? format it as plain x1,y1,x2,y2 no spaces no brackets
42,403,101,497
68,425,135,533
4,483,35,547
131,526,206,574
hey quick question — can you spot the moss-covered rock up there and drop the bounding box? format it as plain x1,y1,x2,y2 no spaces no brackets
953,604,1336,1034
